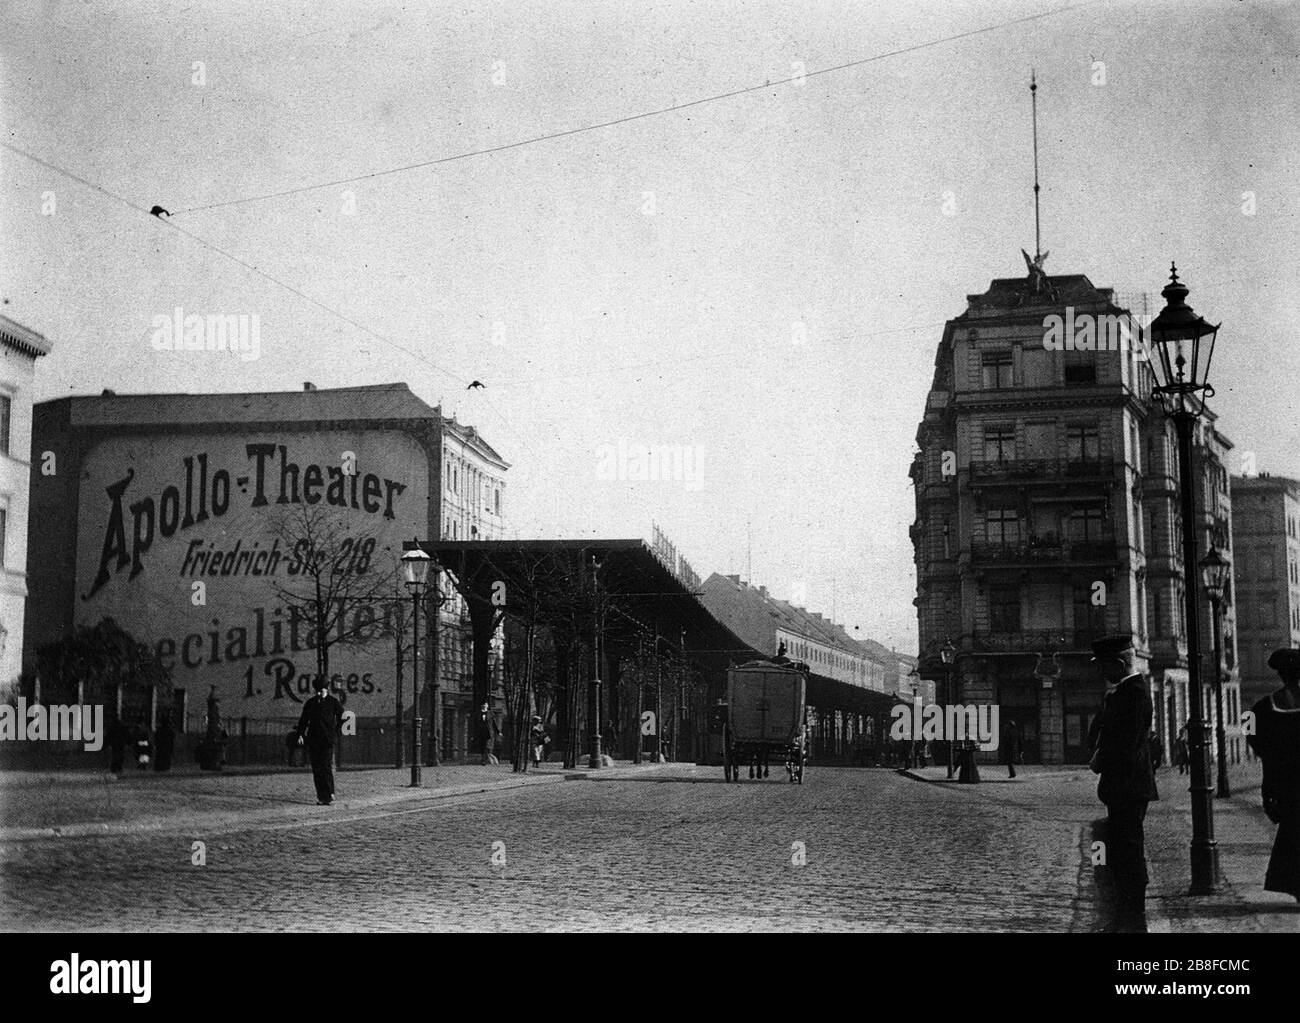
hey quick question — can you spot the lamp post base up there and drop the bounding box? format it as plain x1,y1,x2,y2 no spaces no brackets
410,714,423,787
1189,841,1221,895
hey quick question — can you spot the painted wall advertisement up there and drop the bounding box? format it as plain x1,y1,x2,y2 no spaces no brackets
75,431,430,719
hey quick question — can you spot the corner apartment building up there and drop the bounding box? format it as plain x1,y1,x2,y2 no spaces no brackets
1230,473,1300,706
910,266,1240,764
436,416,510,759
0,316,52,690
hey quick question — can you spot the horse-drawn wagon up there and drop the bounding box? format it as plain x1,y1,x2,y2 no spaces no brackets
722,658,808,783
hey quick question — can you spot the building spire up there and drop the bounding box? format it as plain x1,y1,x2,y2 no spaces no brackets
1031,69,1042,261
1020,70,1052,298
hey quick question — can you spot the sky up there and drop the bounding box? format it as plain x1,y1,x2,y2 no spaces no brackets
3,0,1298,653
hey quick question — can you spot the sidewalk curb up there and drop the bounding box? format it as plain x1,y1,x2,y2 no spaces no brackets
0,761,681,842
895,767,1096,786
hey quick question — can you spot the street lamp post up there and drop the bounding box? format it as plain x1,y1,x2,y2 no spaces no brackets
1145,264,1221,893
1199,546,1232,798
940,640,956,779
402,542,431,787
588,555,603,769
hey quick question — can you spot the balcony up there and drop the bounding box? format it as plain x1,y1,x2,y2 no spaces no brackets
972,629,1106,654
970,537,1118,566
968,458,1115,485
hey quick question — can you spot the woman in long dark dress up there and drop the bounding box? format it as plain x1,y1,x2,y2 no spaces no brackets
1246,648,1300,901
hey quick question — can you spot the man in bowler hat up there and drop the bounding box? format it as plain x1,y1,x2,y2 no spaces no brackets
1089,633,1158,931
296,680,347,805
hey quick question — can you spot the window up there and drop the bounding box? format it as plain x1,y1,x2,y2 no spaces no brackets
1064,349,1096,385
981,351,1013,389
1154,590,1166,638
986,507,1021,545
1067,504,1107,542
0,509,5,568
1073,582,1106,636
0,395,9,457
1066,424,1100,462
983,427,1016,463
494,490,501,515
989,585,1021,632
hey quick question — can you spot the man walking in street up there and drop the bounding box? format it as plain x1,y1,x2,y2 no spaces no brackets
296,679,347,805
1003,718,1022,779
1089,634,1159,932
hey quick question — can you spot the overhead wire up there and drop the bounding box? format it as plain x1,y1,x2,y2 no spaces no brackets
169,2,1093,215
0,140,538,461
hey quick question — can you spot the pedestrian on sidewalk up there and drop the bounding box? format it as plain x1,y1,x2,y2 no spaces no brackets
108,713,127,775
1089,634,1158,933
1173,728,1188,775
296,680,347,805
1003,718,1021,778
1246,648,1300,902
132,717,152,769
477,703,498,765
530,716,548,768
153,713,175,772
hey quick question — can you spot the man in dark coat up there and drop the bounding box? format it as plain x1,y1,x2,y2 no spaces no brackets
1246,648,1300,901
296,680,347,805
108,713,127,775
153,713,175,772
476,702,497,765
1089,634,1159,932
1003,718,1022,778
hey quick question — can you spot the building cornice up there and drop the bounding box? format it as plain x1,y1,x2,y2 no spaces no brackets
0,316,52,359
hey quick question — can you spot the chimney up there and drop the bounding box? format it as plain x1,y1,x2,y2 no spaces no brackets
303,382,316,392
758,586,768,598
101,388,116,396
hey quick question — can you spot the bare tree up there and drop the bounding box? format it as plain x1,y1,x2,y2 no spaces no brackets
270,502,399,687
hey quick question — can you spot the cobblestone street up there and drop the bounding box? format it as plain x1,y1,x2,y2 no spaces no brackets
0,766,1095,932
